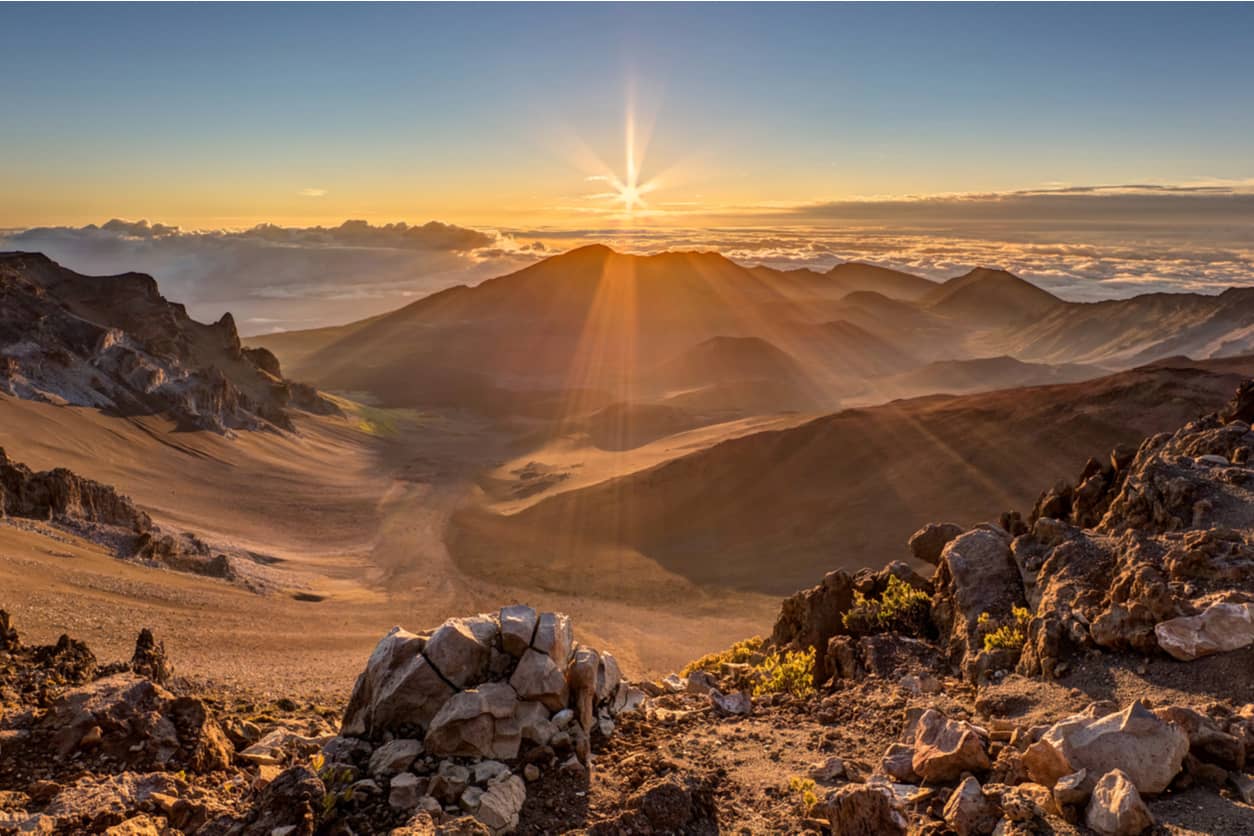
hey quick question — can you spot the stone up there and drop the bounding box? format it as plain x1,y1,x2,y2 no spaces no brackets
881,742,920,783
240,766,325,835
930,526,1024,677
1155,602,1254,661
708,689,752,716
524,763,540,782
390,772,423,810
129,629,173,685
531,612,573,667
429,761,471,803
369,738,422,777
911,709,991,783
1085,770,1153,835
597,651,622,702
1053,768,1092,806
685,669,717,695
566,646,599,691
909,522,965,566
1025,701,1187,794
425,618,495,687
473,760,510,785
510,649,568,711
341,628,453,736
815,783,907,836
514,700,557,745
1154,705,1245,769
943,776,999,836
770,569,855,685
499,605,537,658
475,774,526,834
425,682,520,759
810,756,846,783
461,785,485,812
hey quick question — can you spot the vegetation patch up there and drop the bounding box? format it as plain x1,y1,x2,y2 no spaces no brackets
753,647,816,699
980,606,1032,652
842,575,932,636
681,636,764,678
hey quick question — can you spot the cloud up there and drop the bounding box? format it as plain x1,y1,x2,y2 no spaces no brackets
298,188,327,198
2,219,542,332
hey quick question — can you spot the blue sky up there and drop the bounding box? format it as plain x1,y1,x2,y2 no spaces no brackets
4,3,1253,228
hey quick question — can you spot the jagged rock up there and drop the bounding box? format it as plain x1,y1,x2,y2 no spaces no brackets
514,700,557,745
1085,770,1153,836
425,617,496,688
880,742,920,783
1155,601,1254,660
29,673,230,772
510,649,567,711
1153,705,1245,769
341,627,452,737
38,772,179,833
931,526,1024,678
499,605,537,657
474,774,526,834
239,765,324,836
129,629,172,685
531,612,573,667
910,522,965,566
1024,701,1187,794
369,738,422,776
708,688,752,716
943,776,1000,836
911,709,990,783
390,772,423,810
1053,768,1092,806
429,761,471,803
815,783,907,835
1,608,18,651
770,569,855,685
425,682,521,759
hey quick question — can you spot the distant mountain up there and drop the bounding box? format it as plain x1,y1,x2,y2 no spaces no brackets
881,355,1104,397
923,267,1065,324
253,245,1254,414
999,287,1254,367
826,262,938,301
0,252,336,432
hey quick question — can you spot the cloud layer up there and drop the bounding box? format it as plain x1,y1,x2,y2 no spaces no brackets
4,199,1253,333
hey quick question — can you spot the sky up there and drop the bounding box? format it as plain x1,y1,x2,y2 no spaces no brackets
3,3,1254,329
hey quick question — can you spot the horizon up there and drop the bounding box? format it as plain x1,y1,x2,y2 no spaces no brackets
3,3,1254,329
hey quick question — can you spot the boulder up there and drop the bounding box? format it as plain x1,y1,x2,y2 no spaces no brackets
1155,601,1254,661
815,783,907,835
909,522,965,566
128,629,172,685
368,738,422,777
770,569,855,685
499,605,537,658
1085,770,1153,836
341,628,453,737
531,612,573,667
475,774,526,834
425,682,520,760
930,527,1024,676
1154,705,1245,770
389,772,423,810
1025,701,1187,794
911,709,990,783
708,689,752,716
425,617,496,687
942,776,999,836
239,765,324,835
510,649,568,711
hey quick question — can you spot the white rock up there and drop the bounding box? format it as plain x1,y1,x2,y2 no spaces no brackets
499,605,537,658
1085,770,1153,835
1155,602,1254,661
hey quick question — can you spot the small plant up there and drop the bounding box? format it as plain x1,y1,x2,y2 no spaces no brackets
788,775,819,815
681,635,765,677
841,575,932,636
753,647,816,699
981,605,1032,652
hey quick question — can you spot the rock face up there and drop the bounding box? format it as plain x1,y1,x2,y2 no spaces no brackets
1154,601,1254,660
1024,701,1188,794
0,251,338,433
1085,769,1153,836
0,446,238,579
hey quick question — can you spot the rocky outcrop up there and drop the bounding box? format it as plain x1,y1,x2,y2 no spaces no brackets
0,446,238,580
0,251,338,434
931,525,1025,679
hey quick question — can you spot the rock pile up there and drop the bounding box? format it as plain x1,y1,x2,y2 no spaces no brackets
320,606,644,833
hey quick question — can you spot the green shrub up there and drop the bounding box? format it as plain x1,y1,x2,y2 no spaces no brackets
681,635,764,677
753,647,815,699
981,605,1032,652
841,575,932,636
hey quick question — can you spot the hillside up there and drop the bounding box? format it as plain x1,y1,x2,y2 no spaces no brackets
923,266,1065,325
448,362,1254,598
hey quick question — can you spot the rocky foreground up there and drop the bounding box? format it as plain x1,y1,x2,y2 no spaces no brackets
4,385,1254,834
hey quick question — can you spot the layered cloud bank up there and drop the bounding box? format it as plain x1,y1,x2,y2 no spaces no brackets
5,204,1253,331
